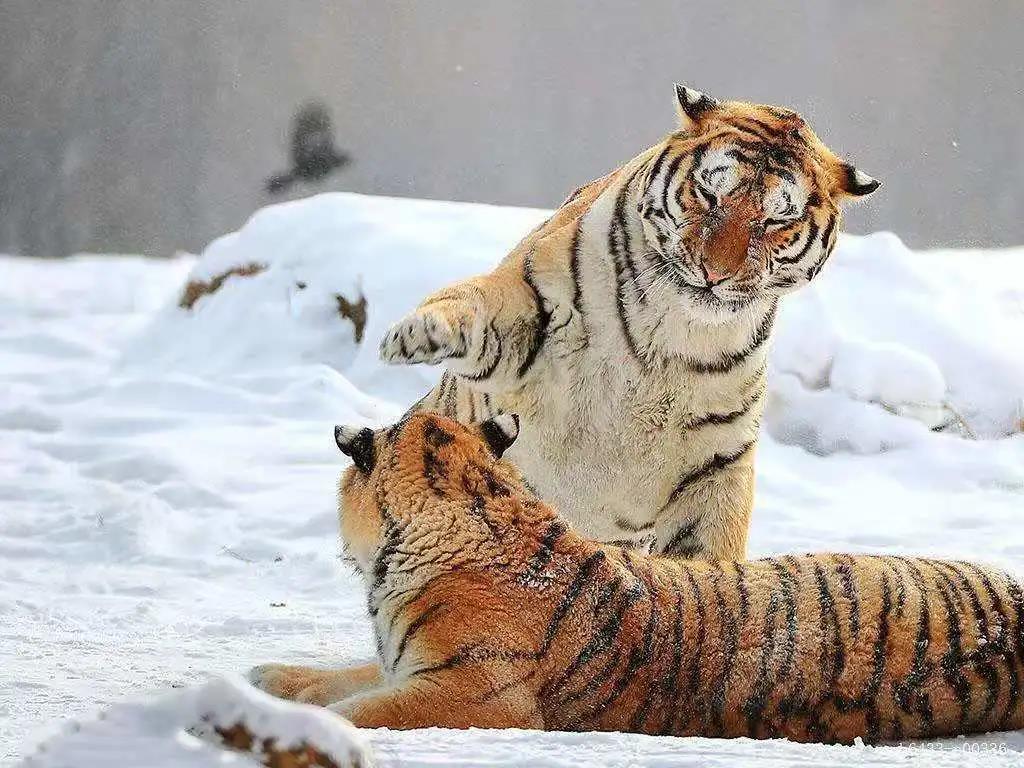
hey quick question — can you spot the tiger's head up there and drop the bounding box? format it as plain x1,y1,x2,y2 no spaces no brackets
637,84,880,321
333,412,528,575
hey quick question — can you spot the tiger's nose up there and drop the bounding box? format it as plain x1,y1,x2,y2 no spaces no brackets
703,265,730,286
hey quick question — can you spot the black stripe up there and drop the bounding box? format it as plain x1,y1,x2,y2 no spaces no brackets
734,116,786,140
464,321,502,381
412,643,534,677
960,561,1020,729
579,580,657,729
467,494,501,538
628,569,661,732
814,562,845,689
742,588,781,736
538,550,606,654
608,167,647,362
938,561,1001,726
860,570,892,742
568,220,587,326
391,602,446,670
680,381,766,431
660,154,685,228
709,574,739,734
774,220,820,265
766,165,796,183
735,562,750,624
645,145,673,190
833,555,861,639
683,302,777,375
806,214,839,280
443,373,458,416
517,253,553,378
525,520,568,578
555,648,623,712
478,670,535,702
664,441,754,508
615,515,654,534
657,571,687,735
919,559,972,731
772,558,799,681
724,147,757,165
1007,575,1024,663
889,558,935,734
551,579,635,703
676,565,706,734
662,517,701,557
560,182,586,207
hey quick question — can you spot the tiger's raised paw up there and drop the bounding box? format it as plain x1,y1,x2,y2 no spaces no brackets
379,306,468,365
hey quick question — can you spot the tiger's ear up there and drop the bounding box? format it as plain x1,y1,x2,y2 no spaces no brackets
478,414,520,458
335,425,376,473
833,161,881,199
674,83,719,129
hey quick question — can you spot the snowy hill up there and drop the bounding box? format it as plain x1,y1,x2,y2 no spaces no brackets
3,193,1023,766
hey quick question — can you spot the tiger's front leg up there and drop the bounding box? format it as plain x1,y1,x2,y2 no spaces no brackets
328,672,543,731
380,266,558,392
653,455,755,560
248,661,382,706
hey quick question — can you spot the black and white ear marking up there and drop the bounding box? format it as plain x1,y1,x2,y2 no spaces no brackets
839,162,881,197
479,414,520,458
334,425,376,473
674,82,719,124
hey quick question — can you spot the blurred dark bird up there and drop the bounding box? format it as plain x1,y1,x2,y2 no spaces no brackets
265,103,350,195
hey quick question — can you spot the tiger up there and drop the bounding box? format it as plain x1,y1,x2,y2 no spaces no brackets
377,83,881,560
250,412,1024,744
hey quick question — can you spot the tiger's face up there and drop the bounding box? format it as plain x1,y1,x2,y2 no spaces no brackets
333,413,522,574
638,85,880,322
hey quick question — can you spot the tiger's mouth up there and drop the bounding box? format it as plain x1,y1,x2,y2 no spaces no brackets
663,256,756,313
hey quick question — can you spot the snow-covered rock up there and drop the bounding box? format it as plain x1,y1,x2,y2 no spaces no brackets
15,675,371,768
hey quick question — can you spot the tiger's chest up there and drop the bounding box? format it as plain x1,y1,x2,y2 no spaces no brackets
502,348,758,541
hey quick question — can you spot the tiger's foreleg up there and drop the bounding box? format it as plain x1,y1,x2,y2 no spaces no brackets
379,262,557,395
249,661,383,706
328,671,543,730
653,458,754,560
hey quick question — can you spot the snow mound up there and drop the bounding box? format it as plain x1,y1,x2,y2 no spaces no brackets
131,193,1024,454
121,192,550,407
16,675,372,768
4,195,1023,765
770,231,1024,447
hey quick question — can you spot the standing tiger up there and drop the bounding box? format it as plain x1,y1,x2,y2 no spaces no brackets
251,413,1024,743
378,84,880,559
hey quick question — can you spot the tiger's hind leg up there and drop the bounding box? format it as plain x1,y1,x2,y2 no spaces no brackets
248,661,382,706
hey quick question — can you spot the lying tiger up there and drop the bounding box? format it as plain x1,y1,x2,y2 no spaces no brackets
251,413,1024,744
379,84,880,559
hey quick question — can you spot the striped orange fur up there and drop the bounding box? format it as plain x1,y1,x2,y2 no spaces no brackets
252,413,1024,744
377,84,880,560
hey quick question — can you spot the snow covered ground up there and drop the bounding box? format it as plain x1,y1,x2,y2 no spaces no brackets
2,192,1023,766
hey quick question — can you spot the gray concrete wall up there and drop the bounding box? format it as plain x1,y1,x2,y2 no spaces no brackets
2,1,1021,257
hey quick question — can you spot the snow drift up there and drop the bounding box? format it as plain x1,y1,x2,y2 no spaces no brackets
4,192,1023,766
16,675,371,768
127,192,1024,449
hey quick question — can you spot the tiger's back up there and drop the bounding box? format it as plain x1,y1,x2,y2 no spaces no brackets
535,548,1024,742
